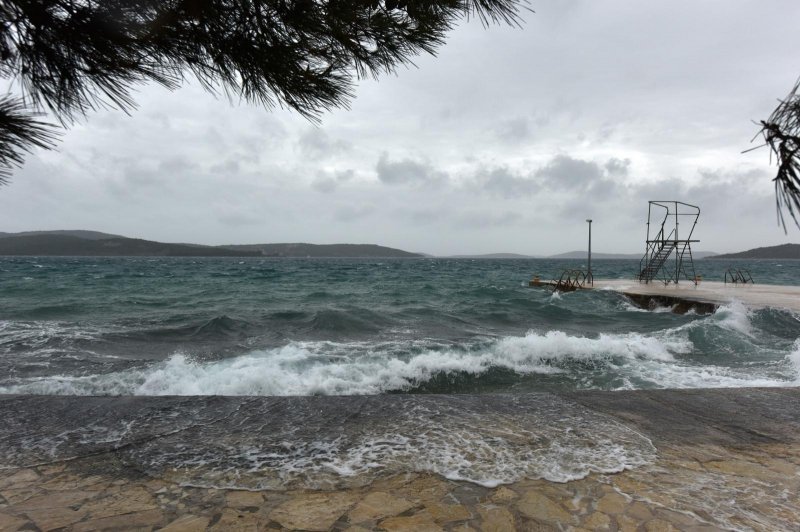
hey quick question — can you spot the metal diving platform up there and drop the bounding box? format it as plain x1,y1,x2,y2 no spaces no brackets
636,201,700,285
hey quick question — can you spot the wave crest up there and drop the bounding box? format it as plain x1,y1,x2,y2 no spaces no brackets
0,329,695,396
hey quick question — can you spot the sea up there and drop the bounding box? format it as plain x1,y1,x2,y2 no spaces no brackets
1,256,799,489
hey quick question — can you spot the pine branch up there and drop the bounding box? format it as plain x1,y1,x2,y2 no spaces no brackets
0,0,527,179
0,95,58,185
0,0,528,122
756,79,800,231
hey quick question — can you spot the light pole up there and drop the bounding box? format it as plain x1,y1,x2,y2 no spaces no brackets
586,219,592,285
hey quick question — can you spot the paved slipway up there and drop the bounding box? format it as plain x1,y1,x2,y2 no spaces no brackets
1,388,800,531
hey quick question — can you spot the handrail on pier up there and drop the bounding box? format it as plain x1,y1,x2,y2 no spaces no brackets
724,268,754,284
552,269,591,292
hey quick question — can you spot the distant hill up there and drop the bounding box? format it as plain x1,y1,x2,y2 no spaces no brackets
549,251,640,259
708,243,800,260
446,253,537,259
222,243,422,258
692,251,720,259
0,232,424,258
0,235,260,257
0,230,124,240
549,250,719,260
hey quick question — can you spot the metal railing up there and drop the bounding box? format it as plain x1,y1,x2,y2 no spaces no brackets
552,269,591,292
724,269,754,284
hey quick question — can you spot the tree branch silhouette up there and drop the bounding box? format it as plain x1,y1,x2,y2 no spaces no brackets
753,80,800,231
0,0,526,182
0,95,58,184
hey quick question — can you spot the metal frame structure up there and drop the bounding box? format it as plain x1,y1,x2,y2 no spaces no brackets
636,201,700,285
586,219,593,286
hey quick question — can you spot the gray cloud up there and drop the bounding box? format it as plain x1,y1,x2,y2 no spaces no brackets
375,153,447,186
312,169,355,193
298,128,350,160
473,155,624,199
604,158,630,177
496,117,530,143
122,163,160,188
334,204,374,222
535,155,604,188
477,166,538,198
456,210,523,228
209,159,242,177
536,155,623,198
157,157,200,179
392,206,444,227
404,208,443,225
218,211,262,227
312,178,338,193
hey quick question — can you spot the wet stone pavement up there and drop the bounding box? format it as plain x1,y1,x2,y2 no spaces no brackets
1,389,800,531
2,443,800,531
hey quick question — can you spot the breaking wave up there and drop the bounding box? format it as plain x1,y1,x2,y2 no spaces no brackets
3,316,798,396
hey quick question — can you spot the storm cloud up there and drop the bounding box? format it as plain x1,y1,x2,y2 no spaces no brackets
1,1,798,255
375,153,448,186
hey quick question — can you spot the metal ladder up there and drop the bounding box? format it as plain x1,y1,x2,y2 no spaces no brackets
637,240,676,281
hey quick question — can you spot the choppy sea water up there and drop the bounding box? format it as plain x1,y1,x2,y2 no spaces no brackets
2,257,799,395
1,257,799,488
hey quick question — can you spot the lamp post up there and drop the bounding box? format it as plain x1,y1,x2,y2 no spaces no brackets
586,219,592,285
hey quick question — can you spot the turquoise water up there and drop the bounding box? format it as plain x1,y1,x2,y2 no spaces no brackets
1,257,799,395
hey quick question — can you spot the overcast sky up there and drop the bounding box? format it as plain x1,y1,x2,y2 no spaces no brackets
2,1,800,255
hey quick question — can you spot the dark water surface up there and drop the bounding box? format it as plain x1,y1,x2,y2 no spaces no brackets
1,257,799,395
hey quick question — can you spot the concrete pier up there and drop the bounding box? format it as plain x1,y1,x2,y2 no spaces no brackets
592,279,800,313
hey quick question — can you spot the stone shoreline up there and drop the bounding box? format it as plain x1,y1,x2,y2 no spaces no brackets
2,388,800,531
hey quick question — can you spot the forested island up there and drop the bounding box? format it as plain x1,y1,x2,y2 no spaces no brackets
0,231,423,258
709,244,800,260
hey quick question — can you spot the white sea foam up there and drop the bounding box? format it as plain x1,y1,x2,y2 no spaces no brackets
0,329,696,396
713,300,753,336
494,330,687,363
121,397,658,490
614,357,797,390
304,423,655,487
786,339,800,378
0,320,107,350
619,300,676,313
